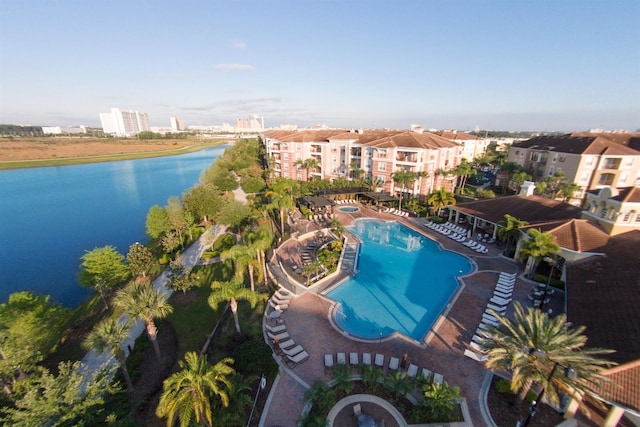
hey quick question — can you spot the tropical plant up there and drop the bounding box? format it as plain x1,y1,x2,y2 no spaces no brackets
482,303,616,408
385,371,412,396
391,170,418,211
244,225,274,287
519,229,560,278
126,242,155,278
83,317,135,394
265,187,295,235
0,361,120,426
427,187,456,216
332,363,354,394
221,243,260,292
420,382,462,422
295,158,319,181
146,204,170,239
80,245,130,309
214,372,256,426
208,279,260,334
155,352,235,427
114,281,173,361
497,214,529,258
302,260,323,286
359,364,382,391
454,160,477,193
304,380,336,414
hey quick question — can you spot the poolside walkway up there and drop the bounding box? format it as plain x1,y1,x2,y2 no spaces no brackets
260,205,565,426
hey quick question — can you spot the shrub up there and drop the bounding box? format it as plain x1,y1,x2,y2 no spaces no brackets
231,339,278,379
476,188,496,199
210,233,235,257
495,378,512,394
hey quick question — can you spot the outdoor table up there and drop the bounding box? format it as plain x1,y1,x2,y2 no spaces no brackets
357,413,376,427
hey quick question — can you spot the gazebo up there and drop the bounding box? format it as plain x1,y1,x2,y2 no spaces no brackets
300,195,334,214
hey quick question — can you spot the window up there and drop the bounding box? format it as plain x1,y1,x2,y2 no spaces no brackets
376,175,386,184
552,156,557,163
559,155,566,162
598,173,615,186
283,163,289,170
620,172,629,184
580,171,589,182
602,158,621,170
296,144,301,151
625,158,634,167
295,153,302,161
332,156,337,163
585,156,593,166
378,149,387,158
378,162,387,172
623,211,632,222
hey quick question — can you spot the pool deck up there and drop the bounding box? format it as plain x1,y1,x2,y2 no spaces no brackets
259,204,565,427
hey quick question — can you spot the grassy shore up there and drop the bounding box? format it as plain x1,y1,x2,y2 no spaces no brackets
0,141,227,170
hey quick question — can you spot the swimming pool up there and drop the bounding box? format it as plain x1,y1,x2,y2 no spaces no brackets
338,206,359,213
325,218,472,341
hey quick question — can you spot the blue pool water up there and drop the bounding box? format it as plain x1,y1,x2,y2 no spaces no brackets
326,218,472,341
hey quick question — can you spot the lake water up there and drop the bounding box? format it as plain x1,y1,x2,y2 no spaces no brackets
0,147,225,308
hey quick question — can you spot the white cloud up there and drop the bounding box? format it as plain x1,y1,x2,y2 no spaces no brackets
213,63,255,71
231,40,246,49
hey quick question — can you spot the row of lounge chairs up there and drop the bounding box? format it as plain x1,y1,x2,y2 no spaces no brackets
424,221,490,253
465,272,517,362
267,289,293,312
309,213,333,222
324,351,444,385
380,207,409,217
266,323,310,367
335,199,358,204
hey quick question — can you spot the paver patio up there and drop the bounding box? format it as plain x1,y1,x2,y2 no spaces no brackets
259,205,564,427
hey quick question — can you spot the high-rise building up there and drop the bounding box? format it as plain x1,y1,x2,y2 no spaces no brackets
234,114,264,132
99,108,150,136
170,116,185,131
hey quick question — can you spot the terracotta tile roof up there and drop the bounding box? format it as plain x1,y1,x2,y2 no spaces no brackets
572,132,640,151
596,360,640,414
262,130,460,150
611,186,640,203
433,131,481,141
511,133,640,156
453,194,583,225
566,230,640,365
530,219,610,253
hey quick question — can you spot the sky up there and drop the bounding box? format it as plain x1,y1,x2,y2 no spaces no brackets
0,0,638,132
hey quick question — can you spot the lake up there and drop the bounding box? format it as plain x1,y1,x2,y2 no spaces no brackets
0,147,225,308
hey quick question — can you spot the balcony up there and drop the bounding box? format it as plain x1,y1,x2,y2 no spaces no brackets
602,158,621,170
396,153,418,163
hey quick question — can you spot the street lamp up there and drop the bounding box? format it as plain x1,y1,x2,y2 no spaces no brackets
538,257,556,311
517,349,577,427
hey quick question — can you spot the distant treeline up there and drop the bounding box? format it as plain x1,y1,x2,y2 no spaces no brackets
0,124,45,137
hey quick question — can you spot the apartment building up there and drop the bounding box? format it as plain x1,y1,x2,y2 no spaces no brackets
99,108,150,137
507,133,640,198
434,131,490,162
581,185,640,236
263,129,463,197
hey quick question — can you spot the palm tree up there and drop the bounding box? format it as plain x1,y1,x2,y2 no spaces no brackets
265,189,295,236
421,382,462,422
156,352,234,427
221,244,260,292
481,303,616,408
208,279,260,334
114,281,173,361
216,372,255,426
427,187,456,217
302,260,323,286
83,318,134,394
304,380,336,414
454,160,476,194
385,371,412,397
519,229,560,279
391,170,418,211
497,214,529,257
244,225,273,287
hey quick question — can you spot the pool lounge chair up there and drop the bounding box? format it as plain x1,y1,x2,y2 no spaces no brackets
470,341,487,354
494,290,512,299
433,373,444,385
265,323,287,334
349,352,359,366
337,352,346,365
274,290,292,301
362,353,372,365
282,345,304,357
285,350,309,366
407,364,419,378
486,303,507,313
324,354,334,370
267,331,290,341
278,339,296,350
464,349,489,362
268,300,288,311
388,357,399,371
490,296,511,306
374,354,385,368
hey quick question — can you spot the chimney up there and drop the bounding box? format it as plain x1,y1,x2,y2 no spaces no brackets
519,181,536,197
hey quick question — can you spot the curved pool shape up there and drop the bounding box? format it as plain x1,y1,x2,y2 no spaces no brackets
338,206,359,213
326,218,472,341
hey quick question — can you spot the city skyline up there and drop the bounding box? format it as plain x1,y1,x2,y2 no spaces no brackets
0,0,638,132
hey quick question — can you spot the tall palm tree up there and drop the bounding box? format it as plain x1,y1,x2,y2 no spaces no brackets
156,352,234,427
114,281,173,361
208,279,260,334
427,187,456,217
497,214,529,257
83,318,134,394
265,189,295,236
216,372,255,426
391,170,417,211
244,225,273,287
481,303,616,408
221,244,260,292
454,160,476,194
519,229,560,279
